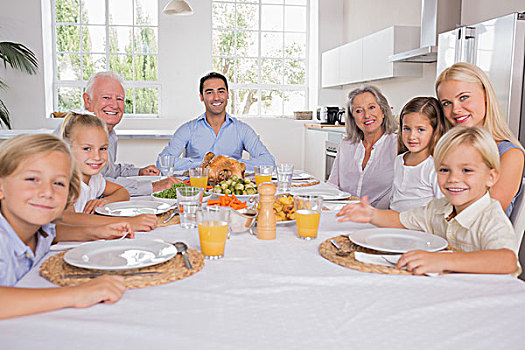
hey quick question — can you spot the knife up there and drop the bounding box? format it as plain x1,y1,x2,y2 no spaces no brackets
61,271,161,279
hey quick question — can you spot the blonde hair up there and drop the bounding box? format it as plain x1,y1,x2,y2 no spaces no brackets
398,96,450,155
344,85,398,143
435,62,524,152
0,134,81,208
61,111,109,144
434,126,500,173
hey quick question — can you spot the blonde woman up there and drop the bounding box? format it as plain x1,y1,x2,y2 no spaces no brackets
436,62,525,216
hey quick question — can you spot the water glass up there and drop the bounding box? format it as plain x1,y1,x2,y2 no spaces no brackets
196,206,230,259
189,167,209,189
294,195,323,240
176,186,203,229
254,165,274,188
276,163,294,192
158,155,176,177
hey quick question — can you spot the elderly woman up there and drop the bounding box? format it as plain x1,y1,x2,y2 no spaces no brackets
328,85,398,209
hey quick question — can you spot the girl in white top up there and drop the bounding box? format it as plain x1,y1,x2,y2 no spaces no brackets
390,97,449,212
60,112,158,233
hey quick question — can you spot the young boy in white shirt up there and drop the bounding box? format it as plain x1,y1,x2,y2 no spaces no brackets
337,126,518,275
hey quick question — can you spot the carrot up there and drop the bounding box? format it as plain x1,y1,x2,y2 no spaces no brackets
183,180,190,185
231,194,239,202
207,199,220,205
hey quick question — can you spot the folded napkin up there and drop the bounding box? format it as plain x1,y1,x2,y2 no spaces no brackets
354,252,440,277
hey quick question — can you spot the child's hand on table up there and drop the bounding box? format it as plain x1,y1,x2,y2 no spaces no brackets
70,275,126,308
336,196,374,223
128,214,158,232
89,222,134,240
83,198,110,214
396,250,448,275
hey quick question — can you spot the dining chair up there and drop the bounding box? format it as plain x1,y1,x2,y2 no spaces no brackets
509,178,525,280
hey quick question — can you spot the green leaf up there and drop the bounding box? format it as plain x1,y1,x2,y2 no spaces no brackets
0,99,12,129
0,42,38,74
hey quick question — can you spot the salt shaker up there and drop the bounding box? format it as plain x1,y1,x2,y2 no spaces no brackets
257,183,276,240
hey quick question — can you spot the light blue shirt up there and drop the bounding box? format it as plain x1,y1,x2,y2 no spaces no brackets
0,214,56,287
158,113,275,171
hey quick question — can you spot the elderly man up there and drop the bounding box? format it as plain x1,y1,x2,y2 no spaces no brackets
158,72,275,170
59,71,180,195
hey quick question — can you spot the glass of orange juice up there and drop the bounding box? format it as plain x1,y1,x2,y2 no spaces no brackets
294,195,323,240
196,206,230,259
254,165,274,188
189,167,209,189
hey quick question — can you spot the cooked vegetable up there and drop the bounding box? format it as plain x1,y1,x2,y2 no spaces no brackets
207,194,248,210
153,183,211,199
211,177,258,195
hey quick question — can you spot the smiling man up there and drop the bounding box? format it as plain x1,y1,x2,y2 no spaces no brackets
158,72,275,171
56,71,181,196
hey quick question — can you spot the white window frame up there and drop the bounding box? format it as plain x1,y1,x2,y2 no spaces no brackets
51,0,160,118
212,0,310,118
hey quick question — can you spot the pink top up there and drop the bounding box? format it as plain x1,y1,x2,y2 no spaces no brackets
327,133,397,209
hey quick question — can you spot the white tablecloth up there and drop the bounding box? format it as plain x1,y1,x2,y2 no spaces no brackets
2,212,525,349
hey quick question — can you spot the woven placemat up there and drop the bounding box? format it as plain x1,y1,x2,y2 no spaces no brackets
319,235,460,276
156,209,180,227
40,249,204,289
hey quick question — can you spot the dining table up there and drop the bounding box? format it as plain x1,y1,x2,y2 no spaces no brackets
2,180,525,349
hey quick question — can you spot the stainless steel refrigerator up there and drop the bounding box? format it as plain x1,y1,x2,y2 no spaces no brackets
437,12,525,145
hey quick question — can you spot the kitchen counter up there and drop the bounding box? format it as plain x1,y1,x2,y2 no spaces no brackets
304,123,346,133
0,129,174,140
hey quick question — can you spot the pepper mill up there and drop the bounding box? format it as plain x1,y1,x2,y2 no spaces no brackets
257,183,276,240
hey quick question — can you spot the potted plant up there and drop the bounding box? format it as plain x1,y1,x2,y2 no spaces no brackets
0,41,38,129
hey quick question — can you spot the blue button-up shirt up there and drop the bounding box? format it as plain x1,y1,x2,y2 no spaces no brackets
0,214,56,286
158,113,275,171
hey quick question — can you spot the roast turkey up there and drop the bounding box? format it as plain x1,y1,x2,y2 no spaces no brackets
199,152,246,184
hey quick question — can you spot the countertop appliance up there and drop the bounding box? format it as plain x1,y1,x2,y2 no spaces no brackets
317,106,345,125
437,12,525,144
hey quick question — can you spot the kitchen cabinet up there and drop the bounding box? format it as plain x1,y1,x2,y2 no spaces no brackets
321,47,340,88
362,26,422,81
339,40,363,84
303,128,328,180
321,25,422,87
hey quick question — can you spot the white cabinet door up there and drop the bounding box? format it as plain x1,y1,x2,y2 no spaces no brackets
303,129,328,180
321,47,340,87
339,39,363,85
362,27,394,81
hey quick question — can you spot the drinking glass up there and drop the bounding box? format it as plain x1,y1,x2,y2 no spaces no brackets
196,206,230,259
158,155,176,177
189,167,209,189
276,163,294,192
176,186,203,229
254,165,274,188
294,195,323,240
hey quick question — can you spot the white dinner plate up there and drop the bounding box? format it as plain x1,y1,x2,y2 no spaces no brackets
348,228,448,253
276,219,295,225
64,240,177,270
95,200,172,216
272,170,311,181
290,187,351,200
127,176,166,182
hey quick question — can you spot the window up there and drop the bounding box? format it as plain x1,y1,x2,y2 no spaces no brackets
53,0,159,117
212,0,309,117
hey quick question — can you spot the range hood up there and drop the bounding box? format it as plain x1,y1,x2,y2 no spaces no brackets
389,0,461,63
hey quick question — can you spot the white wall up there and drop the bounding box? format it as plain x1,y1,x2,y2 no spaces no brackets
338,0,432,115
461,0,525,25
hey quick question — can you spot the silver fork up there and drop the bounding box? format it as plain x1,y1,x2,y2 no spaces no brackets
330,239,352,257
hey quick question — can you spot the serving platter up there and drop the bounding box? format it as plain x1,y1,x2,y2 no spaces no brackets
64,240,177,270
348,228,448,253
95,200,172,217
